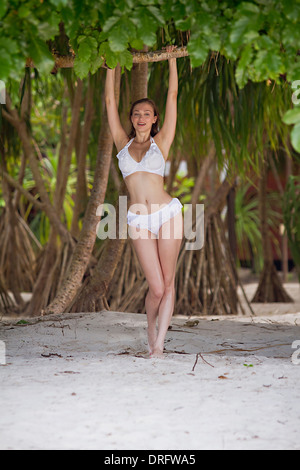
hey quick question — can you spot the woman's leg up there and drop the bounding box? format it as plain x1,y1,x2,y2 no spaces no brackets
129,226,165,354
154,211,183,356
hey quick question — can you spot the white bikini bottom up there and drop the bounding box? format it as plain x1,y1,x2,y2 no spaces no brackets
127,197,183,237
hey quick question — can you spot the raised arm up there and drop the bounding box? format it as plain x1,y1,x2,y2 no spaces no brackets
155,47,178,159
105,68,128,152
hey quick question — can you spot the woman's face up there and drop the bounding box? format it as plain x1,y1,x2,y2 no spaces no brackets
131,102,157,134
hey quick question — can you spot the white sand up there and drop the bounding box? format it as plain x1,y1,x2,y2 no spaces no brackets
0,283,300,450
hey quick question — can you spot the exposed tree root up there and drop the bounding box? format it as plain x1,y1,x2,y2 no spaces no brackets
251,261,293,303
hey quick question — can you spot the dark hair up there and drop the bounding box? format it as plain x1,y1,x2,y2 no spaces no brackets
128,98,160,138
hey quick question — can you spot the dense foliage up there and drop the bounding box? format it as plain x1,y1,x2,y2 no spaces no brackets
1,0,300,150
1,0,299,81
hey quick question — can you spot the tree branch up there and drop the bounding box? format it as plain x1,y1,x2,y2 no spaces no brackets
3,171,45,211
25,46,189,70
131,46,188,63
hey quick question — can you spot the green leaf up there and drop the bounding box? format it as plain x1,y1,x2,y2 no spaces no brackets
205,32,221,52
166,1,186,22
230,11,262,47
73,57,90,79
291,122,300,152
240,2,260,14
18,5,31,18
118,49,133,70
175,16,193,31
0,50,12,79
131,7,158,46
187,35,209,67
27,36,54,74
37,12,60,40
102,15,122,33
109,25,130,52
235,44,253,88
106,16,136,53
264,50,283,75
49,0,69,7
282,108,300,125
252,49,284,82
130,38,144,50
146,5,165,25
99,42,119,69
0,0,7,19
77,37,97,62
286,60,300,84
282,21,300,47
90,55,104,75
0,37,18,55
105,52,119,70
230,16,252,46
77,41,92,62
282,0,300,22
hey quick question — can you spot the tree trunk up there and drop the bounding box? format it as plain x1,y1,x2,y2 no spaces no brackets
251,152,293,303
69,53,149,313
227,184,238,267
0,154,25,307
71,77,94,238
54,78,83,216
130,46,149,100
191,144,215,206
68,183,129,312
24,229,58,316
176,177,248,316
2,95,72,244
42,66,122,316
282,153,292,281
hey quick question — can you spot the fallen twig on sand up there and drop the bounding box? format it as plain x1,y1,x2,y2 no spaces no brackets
192,353,215,371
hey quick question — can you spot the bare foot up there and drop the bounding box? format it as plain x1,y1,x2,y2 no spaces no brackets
150,347,164,358
147,327,157,356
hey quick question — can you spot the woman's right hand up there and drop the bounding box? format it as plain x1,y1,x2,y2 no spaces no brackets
164,44,178,62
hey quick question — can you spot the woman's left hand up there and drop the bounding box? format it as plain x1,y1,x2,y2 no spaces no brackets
164,44,178,55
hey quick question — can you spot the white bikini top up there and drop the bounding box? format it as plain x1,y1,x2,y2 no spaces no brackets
116,136,165,179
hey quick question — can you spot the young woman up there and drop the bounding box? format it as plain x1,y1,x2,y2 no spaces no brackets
105,47,183,358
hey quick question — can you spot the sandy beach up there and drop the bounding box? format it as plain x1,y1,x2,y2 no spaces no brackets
0,282,300,450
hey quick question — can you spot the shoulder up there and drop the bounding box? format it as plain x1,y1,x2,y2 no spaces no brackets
152,132,172,161
116,136,131,154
